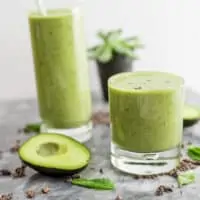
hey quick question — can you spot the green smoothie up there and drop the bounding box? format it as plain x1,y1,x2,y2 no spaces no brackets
29,9,91,129
108,71,184,153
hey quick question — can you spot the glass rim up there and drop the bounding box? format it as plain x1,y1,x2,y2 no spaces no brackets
108,71,185,92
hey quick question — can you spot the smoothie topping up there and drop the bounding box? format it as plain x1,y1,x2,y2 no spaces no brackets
109,72,183,91
0,193,13,200
12,165,26,178
26,190,35,199
0,169,12,176
9,140,21,153
134,86,142,90
155,185,173,196
115,195,123,200
41,186,50,194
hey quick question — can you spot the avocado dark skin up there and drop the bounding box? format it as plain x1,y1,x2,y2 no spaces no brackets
20,159,88,177
183,119,199,128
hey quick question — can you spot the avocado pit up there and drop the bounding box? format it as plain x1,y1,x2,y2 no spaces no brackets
36,142,66,157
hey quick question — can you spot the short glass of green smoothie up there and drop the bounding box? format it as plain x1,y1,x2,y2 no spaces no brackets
108,71,184,175
28,0,92,142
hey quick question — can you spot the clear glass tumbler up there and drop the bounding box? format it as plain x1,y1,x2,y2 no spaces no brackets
108,71,184,175
28,0,92,142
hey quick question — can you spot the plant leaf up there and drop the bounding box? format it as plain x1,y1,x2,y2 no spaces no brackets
88,45,105,60
97,44,112,63
88,45,99,52
107,29,123,47
113,41,135,58
177,171,195,186
97,31,108,42
124,37,144,49
23,122,41,133
71,178,115,190
187,145,200,161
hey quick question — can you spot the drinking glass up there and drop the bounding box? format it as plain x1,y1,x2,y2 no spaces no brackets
28,0,92,142
108,71,184,175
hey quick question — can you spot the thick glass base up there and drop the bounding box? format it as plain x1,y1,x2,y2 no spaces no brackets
111,142,180,175
40,121,92,143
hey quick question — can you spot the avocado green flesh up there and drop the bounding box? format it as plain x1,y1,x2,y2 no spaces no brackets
19,133,90,176
183,105,200,127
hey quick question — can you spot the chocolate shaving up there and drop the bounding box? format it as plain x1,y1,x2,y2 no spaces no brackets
71,174,81,179
41,186,50,194
133,174,157,179
115,195,123,200
92,111,110,126
99,168,104,174
12,165,26,178
168,169,178,178
90,167,95,170
176,159,197,172
0,169,12,176
133,158,199,180
134,86,142,90
0,193,13,200
181,158,200,167
17,128,23,134
25,190,35,199
64,174,81,182
155,185,173,196
9,140,21,153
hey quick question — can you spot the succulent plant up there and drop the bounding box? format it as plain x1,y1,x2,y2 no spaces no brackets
88,29,143,63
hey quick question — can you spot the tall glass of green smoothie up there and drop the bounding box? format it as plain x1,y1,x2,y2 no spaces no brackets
108,71,184,175
28,0,92,142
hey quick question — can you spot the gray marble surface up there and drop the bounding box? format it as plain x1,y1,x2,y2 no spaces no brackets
0,90,200,200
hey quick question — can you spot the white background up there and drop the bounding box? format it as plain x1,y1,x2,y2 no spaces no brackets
0,0,199,100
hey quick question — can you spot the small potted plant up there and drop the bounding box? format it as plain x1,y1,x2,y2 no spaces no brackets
88,29,143,102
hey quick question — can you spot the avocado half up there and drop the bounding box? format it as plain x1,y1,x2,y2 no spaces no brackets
18,133,91,177
183,104,200,127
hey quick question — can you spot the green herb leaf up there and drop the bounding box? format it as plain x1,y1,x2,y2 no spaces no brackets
177,171,195,186
23,122,41,133
187,145,200,161
71,178,115,190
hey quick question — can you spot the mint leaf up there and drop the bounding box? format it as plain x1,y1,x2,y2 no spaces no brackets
23,122,41,133
187,145,200,161
71,178,115,190
177,171,195,186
